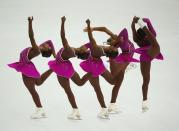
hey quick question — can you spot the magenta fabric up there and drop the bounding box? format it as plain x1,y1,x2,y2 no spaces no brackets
134,46,164,62
143,18,157,37
80,43,106,77
48,48,75,78
8,47,40,78
114,52,140,63
80,56,106,77
114,28,139,63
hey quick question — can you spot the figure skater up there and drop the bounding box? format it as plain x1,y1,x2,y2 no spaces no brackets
48,16,91,120
80,19,119,119
84,26,140,113
131,16,164,112
8,17,56,119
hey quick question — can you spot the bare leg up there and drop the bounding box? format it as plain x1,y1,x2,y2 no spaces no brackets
101,69,116,85
140,61,151,101
57,76,78,108
35,69,53,86
148,43,160,59
143,27,160,58
22,75,42,107
110,63,129,103
109,59,118,76
89,77,106,108
71,72,91,86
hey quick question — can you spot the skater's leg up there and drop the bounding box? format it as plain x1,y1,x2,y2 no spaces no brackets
71,72,91,86
35,69,53,86
110,63,129,103
89,77,106,108
57,76,78,108
22,75,42,107
141,27,160,59
89,77,109,119
140,61,151,101
101,70,116,85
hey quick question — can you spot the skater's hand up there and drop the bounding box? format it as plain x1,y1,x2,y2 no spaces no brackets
28,16,33,22
132,16,139,24
61,16,66,22
86,19,90,25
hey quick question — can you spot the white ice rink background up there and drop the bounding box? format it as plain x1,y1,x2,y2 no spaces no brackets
0,0,179,131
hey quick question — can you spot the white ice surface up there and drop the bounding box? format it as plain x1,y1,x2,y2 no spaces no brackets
0,0,179,131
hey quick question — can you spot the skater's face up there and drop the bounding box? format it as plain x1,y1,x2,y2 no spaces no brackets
105,46,119,58
39,43,52,57
107,35,124,47
137,28,147,41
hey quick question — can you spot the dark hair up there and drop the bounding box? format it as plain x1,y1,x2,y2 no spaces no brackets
107,37,112,43
137,28,146,40
76,52,90,60
41,49,52,57
106,50,118,58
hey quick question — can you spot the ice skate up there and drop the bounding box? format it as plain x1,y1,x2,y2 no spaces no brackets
68,109,81,120
31,107,47,119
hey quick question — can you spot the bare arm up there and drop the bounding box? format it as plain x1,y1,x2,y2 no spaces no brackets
60,16,69,48
91,27,117,39
28,16,38,48
131,16,140,43
86,19,97,48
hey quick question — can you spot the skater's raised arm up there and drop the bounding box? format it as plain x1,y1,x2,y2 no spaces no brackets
28,16,38,48
84,26,117,39
86,19,97,48
60,16,69,48
131,16,140,43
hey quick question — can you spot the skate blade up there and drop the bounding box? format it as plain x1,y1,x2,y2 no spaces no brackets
68,116,82,120
31,115,47,119
98,115,110,120
108,111,119,114
142,108,149,113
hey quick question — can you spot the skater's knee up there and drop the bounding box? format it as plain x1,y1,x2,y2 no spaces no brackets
143,77,150,84
107,78,115,85
113,83,120,89
35,80,43,86
93,87,102,94
75,81,84,86
67,91,74,98
63,88,74,96
113,74,124,85
111,81,116,85
29,88,38,96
